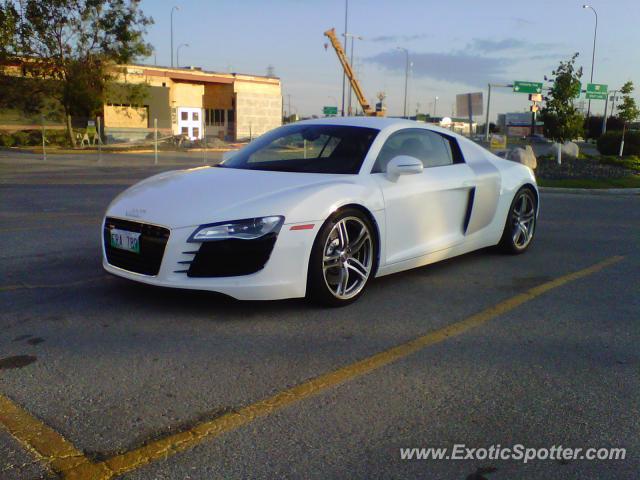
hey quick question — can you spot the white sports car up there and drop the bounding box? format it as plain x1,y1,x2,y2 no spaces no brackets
103,118,538,306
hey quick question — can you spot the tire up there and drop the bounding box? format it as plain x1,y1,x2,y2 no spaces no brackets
307,208,377,307
498,186,537,254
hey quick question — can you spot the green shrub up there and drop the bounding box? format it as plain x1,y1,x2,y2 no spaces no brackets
45,130,70,146
11,131,31,146
0,133,16,147
26,129,44,145
0,129,71,147
597,130,640,156
599,155,640,172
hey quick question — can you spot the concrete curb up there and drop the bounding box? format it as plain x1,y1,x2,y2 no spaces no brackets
540,187,640,195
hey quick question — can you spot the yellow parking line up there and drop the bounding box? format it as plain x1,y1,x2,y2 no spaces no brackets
0,395,110,479
91,255,624,478
0,255,624,479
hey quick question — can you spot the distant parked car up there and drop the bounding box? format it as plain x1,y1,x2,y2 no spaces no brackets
528,134,549,143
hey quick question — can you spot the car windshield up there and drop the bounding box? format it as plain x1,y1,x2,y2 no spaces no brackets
219,124,379,174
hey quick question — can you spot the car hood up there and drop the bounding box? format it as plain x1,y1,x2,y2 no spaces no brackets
106,166,350,228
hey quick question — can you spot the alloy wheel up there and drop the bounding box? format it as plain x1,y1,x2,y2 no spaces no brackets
511,191,536,249
322,216,373,300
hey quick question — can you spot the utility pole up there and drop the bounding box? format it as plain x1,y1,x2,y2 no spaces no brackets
582,4,598,119
177,43,189,68
344,33,363,115
170,6,180,67
397,47,409,118
608,90,619,120
433,96,438,118
341,0,348,116
41,115,46,161
601,89,618,135
601,92,609,135
484,84,492,142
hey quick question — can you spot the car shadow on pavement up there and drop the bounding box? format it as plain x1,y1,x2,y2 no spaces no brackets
102,247,501,318
105,275,309,316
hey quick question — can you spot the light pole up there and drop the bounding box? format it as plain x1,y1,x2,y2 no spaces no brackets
176,43,189,68
582,4,598,118
170,6,180,67
344,33,363,115
341,0,348,116
397,47,409,118
434,96,439,117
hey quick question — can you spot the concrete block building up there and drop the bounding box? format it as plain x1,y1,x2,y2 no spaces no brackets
107,65,282,141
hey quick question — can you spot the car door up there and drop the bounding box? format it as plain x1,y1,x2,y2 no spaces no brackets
372,128,475,265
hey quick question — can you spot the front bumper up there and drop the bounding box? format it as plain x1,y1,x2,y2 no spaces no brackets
102,218,319,300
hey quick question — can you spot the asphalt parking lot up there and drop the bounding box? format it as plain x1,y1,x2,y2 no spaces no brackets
1,152,639,479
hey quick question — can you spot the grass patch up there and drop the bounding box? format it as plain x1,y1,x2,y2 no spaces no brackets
598,155,640,172
538,177,640,189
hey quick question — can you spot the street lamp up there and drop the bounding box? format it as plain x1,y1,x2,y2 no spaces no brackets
344,33,363,115
176,43,189,68
434,96,439,117
582,4,598,118
170,6,180,67
397,47,409,118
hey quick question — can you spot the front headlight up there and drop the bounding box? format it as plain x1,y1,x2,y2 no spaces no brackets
188,216,284,242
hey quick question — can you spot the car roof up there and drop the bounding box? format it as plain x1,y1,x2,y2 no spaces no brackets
294,116,461,137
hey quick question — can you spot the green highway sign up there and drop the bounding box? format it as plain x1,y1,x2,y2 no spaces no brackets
586,83,607,92
586,91,607,100
513,81,543,94
323,106,338,115
585,83,608,100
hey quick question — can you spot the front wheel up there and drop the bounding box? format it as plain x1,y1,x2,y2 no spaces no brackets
498,187,537,254
307,209,377,307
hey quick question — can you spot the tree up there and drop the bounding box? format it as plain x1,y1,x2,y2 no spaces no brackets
584,115,605,139
617,81,640,156
0,0,152,146
605,115,625,132
540,53,584,163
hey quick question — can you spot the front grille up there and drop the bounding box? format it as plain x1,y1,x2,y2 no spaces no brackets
104,217,170,276
186,233,277,277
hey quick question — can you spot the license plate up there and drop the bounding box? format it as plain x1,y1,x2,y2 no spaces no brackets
109,228,141,254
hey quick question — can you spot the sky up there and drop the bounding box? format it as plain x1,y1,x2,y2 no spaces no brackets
140,0,640,121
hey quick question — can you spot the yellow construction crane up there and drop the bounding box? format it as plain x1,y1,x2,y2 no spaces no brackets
324,28,385,117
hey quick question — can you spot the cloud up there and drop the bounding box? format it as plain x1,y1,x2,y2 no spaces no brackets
528,53,571,61
365,50,513,87
469,38,528,52
369,33,430,43
511,17,534,27
467,37,560,54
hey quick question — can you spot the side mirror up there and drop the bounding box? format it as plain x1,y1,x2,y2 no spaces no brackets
386,155,423,181
221,150,238,162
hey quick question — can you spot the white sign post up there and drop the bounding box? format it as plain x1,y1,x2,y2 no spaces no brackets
154,118,158,165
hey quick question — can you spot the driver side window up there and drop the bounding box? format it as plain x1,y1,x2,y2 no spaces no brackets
372,129,458,173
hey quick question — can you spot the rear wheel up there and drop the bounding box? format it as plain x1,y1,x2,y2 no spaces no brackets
307,209,376,307
498,187,537,254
